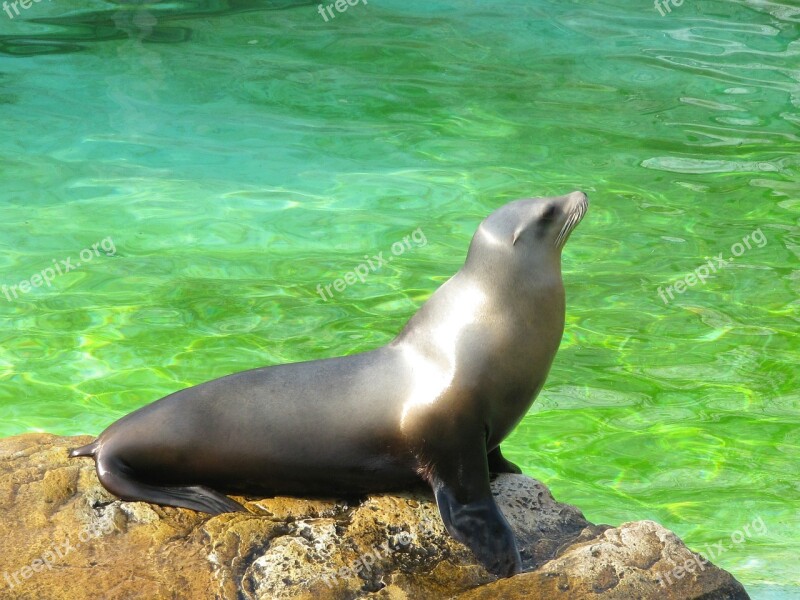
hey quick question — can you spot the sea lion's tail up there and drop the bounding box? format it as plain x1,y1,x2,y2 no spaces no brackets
68,440,99,458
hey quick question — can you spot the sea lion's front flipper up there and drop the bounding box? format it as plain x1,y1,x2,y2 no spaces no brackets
430,441,521,577
487,446,522,474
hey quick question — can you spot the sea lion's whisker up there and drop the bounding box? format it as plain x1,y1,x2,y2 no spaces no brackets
556,201,587,248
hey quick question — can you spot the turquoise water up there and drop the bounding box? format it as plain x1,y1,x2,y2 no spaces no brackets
0,0,797,595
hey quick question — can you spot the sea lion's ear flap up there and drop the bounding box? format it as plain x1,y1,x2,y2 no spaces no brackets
511,214,537,245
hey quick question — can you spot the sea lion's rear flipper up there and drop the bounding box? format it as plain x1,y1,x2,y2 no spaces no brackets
429,440,521,577
95,457,247,515
487,446,522,474
69,441,99,458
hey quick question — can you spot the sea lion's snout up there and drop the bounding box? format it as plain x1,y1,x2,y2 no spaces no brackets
554,191,588,248
566,190,588,202
563,190,589,217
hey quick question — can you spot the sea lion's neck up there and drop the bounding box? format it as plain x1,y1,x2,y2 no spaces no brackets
464,246,564,293
391,265,566,446
393,265,565,352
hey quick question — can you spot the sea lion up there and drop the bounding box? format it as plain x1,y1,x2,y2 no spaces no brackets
70,190,588,577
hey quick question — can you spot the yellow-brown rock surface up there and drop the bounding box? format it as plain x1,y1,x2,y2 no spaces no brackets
0,434,749,599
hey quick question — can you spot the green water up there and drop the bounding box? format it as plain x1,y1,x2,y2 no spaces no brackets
0,0,797,595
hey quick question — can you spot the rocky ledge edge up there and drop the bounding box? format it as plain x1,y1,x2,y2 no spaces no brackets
0,434,749,599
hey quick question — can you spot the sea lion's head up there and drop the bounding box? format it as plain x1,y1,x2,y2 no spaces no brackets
465,191,589,280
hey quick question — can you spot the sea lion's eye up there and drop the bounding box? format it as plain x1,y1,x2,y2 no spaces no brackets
540,205,557,222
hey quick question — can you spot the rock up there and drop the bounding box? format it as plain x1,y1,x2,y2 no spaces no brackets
454,522,751,600
0,433,749,599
